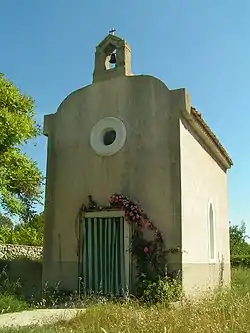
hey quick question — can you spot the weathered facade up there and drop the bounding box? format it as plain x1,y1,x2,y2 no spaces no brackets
42,33,232,296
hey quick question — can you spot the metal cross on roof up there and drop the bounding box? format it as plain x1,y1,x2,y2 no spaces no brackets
109,28,116,36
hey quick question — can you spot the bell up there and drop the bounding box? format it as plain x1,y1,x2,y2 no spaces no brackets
109,53,116,64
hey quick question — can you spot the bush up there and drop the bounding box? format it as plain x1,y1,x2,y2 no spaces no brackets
231,254,250,268
0,267,31,314
0,293,30,314
136,276,181,304
230,222,250,268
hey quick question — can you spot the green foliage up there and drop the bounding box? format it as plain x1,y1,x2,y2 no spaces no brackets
0,293,30,314
0,269,250,332
138,276,181,304
0,213,13,228
0,267,22,295
231,254,250,268
0,73,43,217
230,222,250,255
0,268,31,314
0,224,43,246
0,212,44,246
22,211,44,235
230,221,250,268
109,194,173,302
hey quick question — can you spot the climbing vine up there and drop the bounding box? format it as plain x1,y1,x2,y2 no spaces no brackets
83,193,180,301
109,194,167,293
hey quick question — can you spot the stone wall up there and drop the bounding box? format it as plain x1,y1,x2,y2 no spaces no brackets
0,243,43,260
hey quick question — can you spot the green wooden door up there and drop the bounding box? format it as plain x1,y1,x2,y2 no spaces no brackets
82,215,127,295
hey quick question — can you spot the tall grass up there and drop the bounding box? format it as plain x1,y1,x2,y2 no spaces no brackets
1,268,250,332
0,267,32,314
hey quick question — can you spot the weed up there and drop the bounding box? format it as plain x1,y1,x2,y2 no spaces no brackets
0,268,250,332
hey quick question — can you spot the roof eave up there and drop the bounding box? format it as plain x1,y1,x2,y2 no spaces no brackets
181,108,233,171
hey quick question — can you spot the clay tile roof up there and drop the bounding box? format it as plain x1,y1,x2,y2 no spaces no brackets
191,107,233,166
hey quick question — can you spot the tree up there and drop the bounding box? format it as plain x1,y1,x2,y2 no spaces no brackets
0,213,13,228
0,211,44,246
230,221,250,256
20,211,44,234
0,224,43,246
0,73,43,217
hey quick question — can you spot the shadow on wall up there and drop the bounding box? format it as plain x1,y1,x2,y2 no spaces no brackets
0,259,43,300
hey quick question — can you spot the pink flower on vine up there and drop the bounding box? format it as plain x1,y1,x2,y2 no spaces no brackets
144,246,149,253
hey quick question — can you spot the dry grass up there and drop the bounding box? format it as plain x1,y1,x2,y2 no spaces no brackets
1,268,250,333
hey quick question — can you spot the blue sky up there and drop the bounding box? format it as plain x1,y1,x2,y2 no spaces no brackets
1,1,249,232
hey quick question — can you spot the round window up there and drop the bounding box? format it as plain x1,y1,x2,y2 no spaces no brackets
90,117,126,156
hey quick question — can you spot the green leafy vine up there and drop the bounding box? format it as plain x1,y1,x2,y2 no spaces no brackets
83,193,181,301
109,193,168,295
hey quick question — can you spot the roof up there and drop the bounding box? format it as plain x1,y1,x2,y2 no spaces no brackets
190,107,233,166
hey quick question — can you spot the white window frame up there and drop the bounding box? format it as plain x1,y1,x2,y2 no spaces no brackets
90,117,127,156
207,200,216,263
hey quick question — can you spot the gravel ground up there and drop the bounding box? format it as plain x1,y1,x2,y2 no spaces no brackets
0,308,85,329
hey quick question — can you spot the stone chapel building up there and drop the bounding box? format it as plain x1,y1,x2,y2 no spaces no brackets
42,32,233,296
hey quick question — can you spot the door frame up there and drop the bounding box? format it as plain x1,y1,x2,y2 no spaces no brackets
79,210,131,295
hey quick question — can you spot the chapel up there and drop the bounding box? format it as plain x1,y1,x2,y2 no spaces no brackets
42,32,233,296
